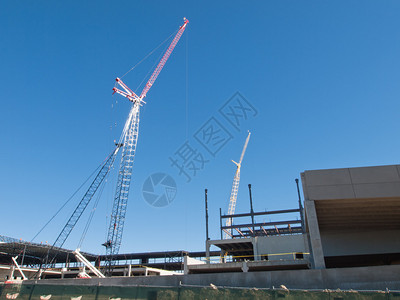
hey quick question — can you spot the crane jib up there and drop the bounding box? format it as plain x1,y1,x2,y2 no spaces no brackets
140,18,189,99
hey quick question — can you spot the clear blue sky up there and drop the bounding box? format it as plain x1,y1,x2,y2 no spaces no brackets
1,1,400,255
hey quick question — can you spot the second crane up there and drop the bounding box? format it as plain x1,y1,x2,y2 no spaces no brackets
224,131,251,239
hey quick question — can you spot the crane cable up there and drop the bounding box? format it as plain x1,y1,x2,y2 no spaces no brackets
35,26,181,244
77,175,109,249
100,25,179,251
112,30,173,152
30,163,103,243
134,42,169,95
111,27,178,144
119,28,179,79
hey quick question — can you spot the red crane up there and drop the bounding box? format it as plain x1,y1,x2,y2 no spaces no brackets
104,18,189,275
112,17,189,103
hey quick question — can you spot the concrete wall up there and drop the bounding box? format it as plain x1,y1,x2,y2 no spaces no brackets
254,235,309,261
184,256,205,274
321,229,400,257
302,165,400,200
27,264,400,290
301,164,400,268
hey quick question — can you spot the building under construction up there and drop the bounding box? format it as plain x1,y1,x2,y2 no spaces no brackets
1,164,400,294
1,17,400,299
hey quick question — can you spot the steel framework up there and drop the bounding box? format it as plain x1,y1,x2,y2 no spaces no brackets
221,208,304,239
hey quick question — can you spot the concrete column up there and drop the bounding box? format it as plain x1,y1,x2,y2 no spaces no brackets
252,237,260,261
241,261,249,272
205,240,210,264
10,265,15,280
220,250,227,263
304,200,326,269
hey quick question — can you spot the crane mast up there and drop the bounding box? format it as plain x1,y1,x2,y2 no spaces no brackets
224,132,251,239
104,18,189,273
103,103,139,272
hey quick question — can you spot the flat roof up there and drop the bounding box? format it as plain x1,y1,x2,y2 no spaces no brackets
0,236,221,267
0,241,96,265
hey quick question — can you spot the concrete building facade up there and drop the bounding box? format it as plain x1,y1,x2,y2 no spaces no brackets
302,164,400,269
203,164,400,277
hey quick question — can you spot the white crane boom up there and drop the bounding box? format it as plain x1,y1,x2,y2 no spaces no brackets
73,249,105,278
104,18,189,275
238,132,251,166
224,131,251,239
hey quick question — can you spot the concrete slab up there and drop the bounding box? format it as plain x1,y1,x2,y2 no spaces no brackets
303,168,352,186
320,229,400,256
255,235,309,261
187,259,309,274
306,184,356,200
349,165,400,184
353,182,400,198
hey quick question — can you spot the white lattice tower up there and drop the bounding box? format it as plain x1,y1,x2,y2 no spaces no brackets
104,18,189,274
224,132,251,239
105,103,140,271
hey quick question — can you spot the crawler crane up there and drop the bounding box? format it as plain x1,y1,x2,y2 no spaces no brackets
104,18,189,274
224,132,251,239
